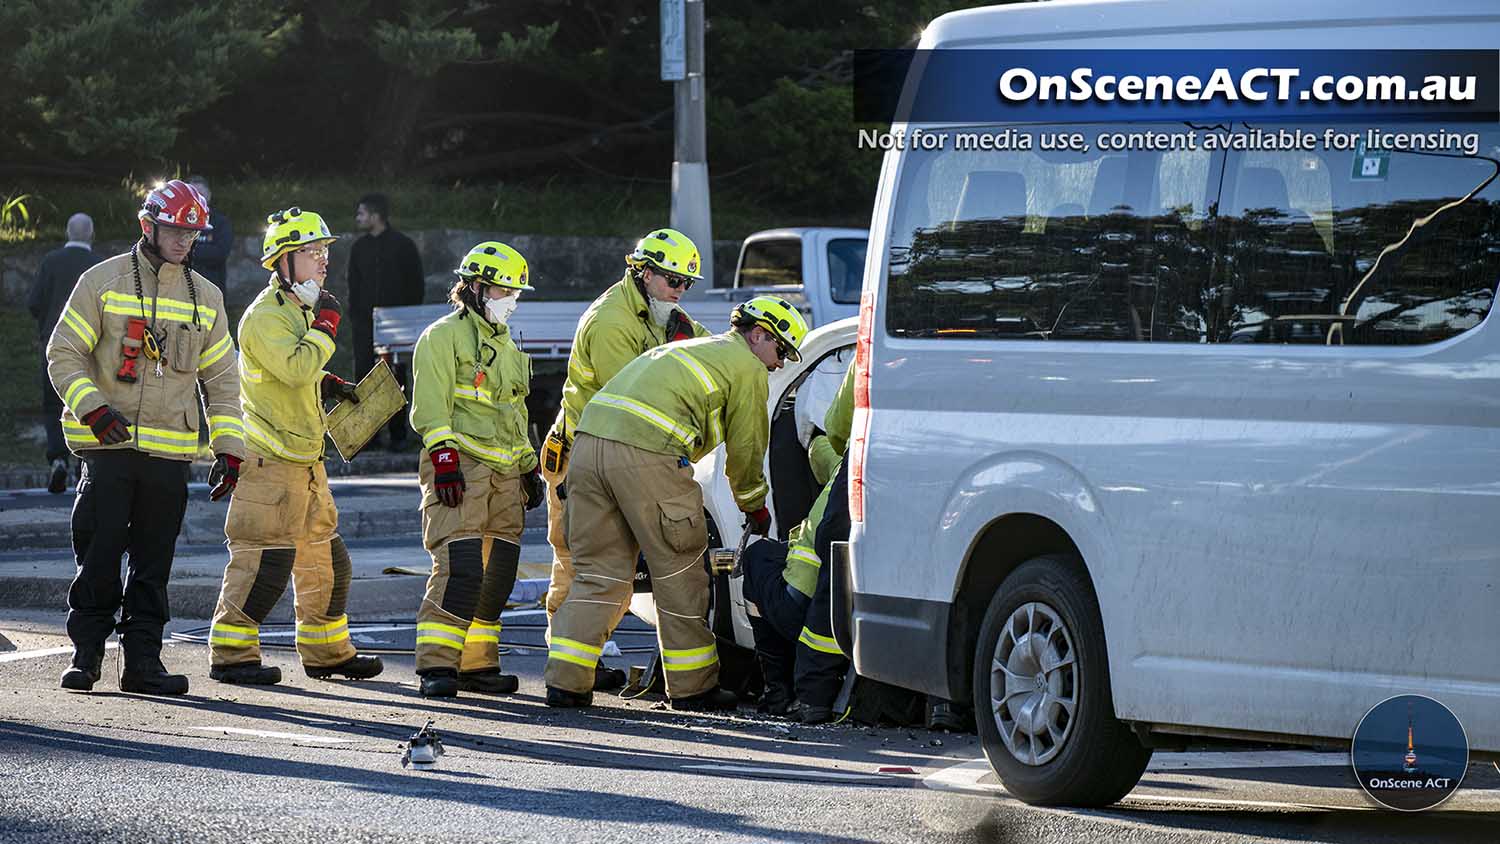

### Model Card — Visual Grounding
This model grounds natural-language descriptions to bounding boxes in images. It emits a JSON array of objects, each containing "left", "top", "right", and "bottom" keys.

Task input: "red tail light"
[{"left": 850, "top": 289, "right": 874, "bottom": 522}]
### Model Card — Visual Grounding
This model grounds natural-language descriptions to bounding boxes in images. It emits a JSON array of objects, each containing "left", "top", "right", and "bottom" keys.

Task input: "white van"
[{"left": 837, "top": 0, "right": 1500, "bottom": 806}]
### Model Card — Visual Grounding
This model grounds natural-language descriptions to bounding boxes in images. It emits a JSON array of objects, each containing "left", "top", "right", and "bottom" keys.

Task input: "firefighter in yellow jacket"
[
  {"left": 541, "top": 227, "right": 708, "bottom": 689},
  {"left": 544, "top": 295, "right": 808, "bottom": 710},
  {"left": 409, "top": 241, "right": 544, "bottom": 698},
  {"left": 48, "top": 180, "right": 244, "bottom": 695},
  {"left": 207, "top": 208, "right": 382, "bottom": 685}
]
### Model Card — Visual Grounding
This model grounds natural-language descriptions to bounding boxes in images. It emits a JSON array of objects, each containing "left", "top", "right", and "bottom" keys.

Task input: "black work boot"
[
  {"left": 793, "top": 701, "right": 834, "bottom": 725},
  {"left": 757, "top": 683, "right": 796, "bottom": 717},
  {"left": 670, "top": 686, "right": 739, "bottom": 712},
  {"left": 419, "top": 669, "right": 459, "bottom": 698},
  {"left": 306, "top": 654, "right": 384, "bottom": 680},
  {"left": 59, "top": 650, "right": 103, "bottom": 692},
  {"left": 120, "top": 659, "right": 189, "bottom": 696},
  {"left": 545, "top": 686, "right": 593, "bottom": 708},
  {"left": 459, "top": 670, "right": 519, "bottom": 695},
  {"left": 210, "top": 661, "right": 282, "bottom": 685},
  {"left": 593, "top": 662, "right": 627, "bottom": 691}
]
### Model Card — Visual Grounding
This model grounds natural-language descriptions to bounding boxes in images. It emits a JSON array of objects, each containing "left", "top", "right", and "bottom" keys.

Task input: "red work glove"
[
  {"left": 310, "top": 289, "right": 342, "bottom": 339},
  {"left": 321, "top": 372, "right": 360, "bottom": 404},
  {"left": 430, "top": 446, "right": 465, "bottom": 508},
  {"left": 665, "top": 308, "right": 695, "bottom": 342},
  {"left": 208, "top": 454, "right": 241, "bottom": 502},
  {"left": 81, "top": 406, "right": 131, "bottom": 445},
  {"left": 746, "top": 506, "right": 772, "bottom": 537}
]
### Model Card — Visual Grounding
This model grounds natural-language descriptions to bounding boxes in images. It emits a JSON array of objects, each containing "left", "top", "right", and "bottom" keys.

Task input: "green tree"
[{"left": 0, "top": 0, "right": 281, "bottom": 175}]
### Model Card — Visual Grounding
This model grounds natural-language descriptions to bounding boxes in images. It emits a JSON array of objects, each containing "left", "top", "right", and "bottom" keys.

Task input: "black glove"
[
  {"left": 82, "top": 405, "right": 131, "bottom": 445},
  {"left": 208, "top": 454, "right": 241, "bottom": 502},
  {"left": 521, "top": 467, "right": 544, "bottom": 511},
  {"left": 321, "top": 373, "right": 360, "bottom": 404}
]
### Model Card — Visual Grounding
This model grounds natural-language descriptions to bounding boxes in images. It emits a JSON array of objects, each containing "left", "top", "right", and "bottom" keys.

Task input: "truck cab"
[{"left": 705, "top": 228, "right": 867, "bottom": 330}]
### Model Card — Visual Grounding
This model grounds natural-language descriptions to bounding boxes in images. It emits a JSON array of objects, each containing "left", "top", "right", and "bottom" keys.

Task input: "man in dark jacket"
[
  {"left": 28, "top": 213, "right": 102, "bottom": 493},
  {"left": 348, "top": 193, "right": 424, "bottom": 448},
  {"left": 187, "top": 177, "right": 234, "bottom": 287}
]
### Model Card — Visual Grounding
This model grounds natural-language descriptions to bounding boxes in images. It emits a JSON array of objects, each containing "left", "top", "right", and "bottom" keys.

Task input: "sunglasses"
[{"left": 656, "top": 270, "right": 694, "bottom": 290}]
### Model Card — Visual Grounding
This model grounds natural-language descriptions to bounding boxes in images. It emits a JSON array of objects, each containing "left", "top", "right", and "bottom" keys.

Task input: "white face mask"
[
  {"left": 290, "top": 279, "right": 321, "bottom": 307},
  {"left": 647, "top": 296, "right": 676, "bottom": 327},
  {"left": 485, "top": 295, "right": 518, "bottom": 325}
]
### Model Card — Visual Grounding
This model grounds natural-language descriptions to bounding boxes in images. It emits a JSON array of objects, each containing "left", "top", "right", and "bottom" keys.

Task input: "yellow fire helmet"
[
  {"left": 731, "top": 295, "right": 809, "bottom": 362},
  {"left": 454, "top": 241, "right": 534, "bottom": 290},
  {"left": 260, "top": 207, "right": 338, "bottom": 269},
  {"left": 626, "top": 227, "right": 703, "bottom": 280}
]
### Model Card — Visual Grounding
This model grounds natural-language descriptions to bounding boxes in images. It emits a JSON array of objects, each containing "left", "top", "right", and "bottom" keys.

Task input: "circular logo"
[{"left": 1351, "top": 694, "right": 1468, "bottom": 811}]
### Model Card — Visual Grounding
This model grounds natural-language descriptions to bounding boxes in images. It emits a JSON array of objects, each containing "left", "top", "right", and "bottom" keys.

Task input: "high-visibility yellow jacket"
[
  {"left": 46, "top": 247, "right": 244, "bottom": 461},
  {"left": 783, "top": 478, "right": 833, "bottom": 599},
  {"left": 409, "top": 307, "right": 536, "bottom": 474},
  {"left": 556, "top": 274, "right": 707, "bottom": 441},
  {"left": 237, "top": 278, "right": 337, "bottom": 465},
  {"left": 578, "top": 332, "right": 770, "bottom": 512},
  {"left": 808, "top": 359, "right": 855, "bottom": 484}
]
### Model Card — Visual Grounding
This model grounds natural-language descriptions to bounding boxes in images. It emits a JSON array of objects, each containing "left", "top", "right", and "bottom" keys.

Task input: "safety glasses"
[
  {"left": 296, "top": 245, "right": 331, "bottom": 261},
  {"left": 158, "top": 227, "right": 201, "bottom": 246}
]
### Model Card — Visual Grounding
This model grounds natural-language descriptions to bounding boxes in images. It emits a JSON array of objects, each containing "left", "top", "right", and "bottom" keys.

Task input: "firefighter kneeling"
[
  {"left": 410, "top": 242, "right": 543, "bottom": 698},
  {"left": 544, "top": 296, "right": 808, "bottom": 710}
]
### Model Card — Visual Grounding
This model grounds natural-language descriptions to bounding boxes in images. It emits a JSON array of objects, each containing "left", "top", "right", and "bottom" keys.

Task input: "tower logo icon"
[{"left": 1351, "top": 694, "right": 1468, "bottom": 812}]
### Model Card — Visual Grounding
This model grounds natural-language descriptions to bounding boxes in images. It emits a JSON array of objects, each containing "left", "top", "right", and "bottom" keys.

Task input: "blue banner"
[{"left": 853, "top": 50, "right": 1499, "bottom": 124}]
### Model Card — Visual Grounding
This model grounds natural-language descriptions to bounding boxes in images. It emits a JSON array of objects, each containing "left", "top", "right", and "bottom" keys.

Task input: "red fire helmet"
[{"left": 137, "top": 179, "right": 212, "bottom": 236}]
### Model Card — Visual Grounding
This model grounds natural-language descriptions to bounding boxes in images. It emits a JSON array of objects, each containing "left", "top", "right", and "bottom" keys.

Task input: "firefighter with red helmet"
[{"left": 46, "top": 179, "right": 245, "bottom": 695}]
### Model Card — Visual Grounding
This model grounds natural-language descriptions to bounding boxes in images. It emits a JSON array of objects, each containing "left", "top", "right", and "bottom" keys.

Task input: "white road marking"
[
  {"left": 1148, "top": 750, "right": 1348, "bottom": 770},
  {"left": 189, "top": 727, "right": 355, "bottom": 744},
  {"left": 0, "top": 640, "right": 119, "bottom": 664},
  {"left": 683, "top": 763, "right": 888, "bottom": 782},
  {"left": 922, "top": 757, "right": 1376, "bottom": 812}
]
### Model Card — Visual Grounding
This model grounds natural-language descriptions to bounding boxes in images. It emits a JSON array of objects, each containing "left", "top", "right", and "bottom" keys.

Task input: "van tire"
[{"left": 971, "top": 553, "right": 1150, "bottom": 806}]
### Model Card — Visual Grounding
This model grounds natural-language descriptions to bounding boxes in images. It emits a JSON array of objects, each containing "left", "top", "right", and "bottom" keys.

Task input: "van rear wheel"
[{"left": 972, "top": 553, "right": 1151, "bottom": 806}]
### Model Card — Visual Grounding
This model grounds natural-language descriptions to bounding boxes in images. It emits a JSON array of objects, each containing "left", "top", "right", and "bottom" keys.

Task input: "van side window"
[
  {"left": 886, "top": 123, "right": 1500, "bottom": 347},
  {"left": 739, "top": 238, "right": 802, "bottom": 287},
  {"left": 886, "top": 125, "right": 1217, "bottom": 341},
  {"left": 1218, "top": 133, "right": 1500, "bottom": 346}
]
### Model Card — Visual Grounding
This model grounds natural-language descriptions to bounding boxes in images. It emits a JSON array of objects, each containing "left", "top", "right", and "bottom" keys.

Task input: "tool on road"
[
  {"left": 400, "top": 720, "right": 445, "bottom": 770},
  {"left": 325, "top": 360, "right": 408, "bottom": 462}
]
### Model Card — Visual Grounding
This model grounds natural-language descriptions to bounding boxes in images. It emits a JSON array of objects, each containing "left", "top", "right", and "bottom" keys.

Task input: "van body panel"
[{"left": 852, "top": 0, "right": 1500, "bottom": 752}]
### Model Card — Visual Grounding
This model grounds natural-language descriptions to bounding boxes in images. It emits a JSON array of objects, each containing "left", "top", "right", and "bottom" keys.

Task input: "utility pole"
[{"left": 666, "top": 0, "right": 714, "bottom": 287}]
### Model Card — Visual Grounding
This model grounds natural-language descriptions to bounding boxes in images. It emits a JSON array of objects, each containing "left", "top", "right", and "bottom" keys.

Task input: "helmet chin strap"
[{"left": 277, "top": 252, "right": 298, "bottom": 290}]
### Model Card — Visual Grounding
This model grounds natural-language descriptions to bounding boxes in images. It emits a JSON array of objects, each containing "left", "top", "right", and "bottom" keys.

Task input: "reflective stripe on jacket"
[
  {"left": 783, "top": 479, "right": 833, "bottom": 599},
  {"left": 409, "top": 307, "right": 536, "bottom": 473},
  {"left": 577, "top": 332, "right": 770, "bottom": 512},
  {"left": 238, "top": 278, "right": 335, "bottom": 465},
  {"left": 46, "top": 246, "right": 244, "bottom": 461},
  {"left": 557, "top": 275, "right": 708, "bottom": 439}
]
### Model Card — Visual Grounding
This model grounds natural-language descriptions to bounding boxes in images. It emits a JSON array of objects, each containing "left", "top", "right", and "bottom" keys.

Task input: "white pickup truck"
[
  {"left": 370, "top": 226, "right": 868, "bottom": 429},
  {"left": 703, "top": 227, "right": 867, "bottom": 328}
]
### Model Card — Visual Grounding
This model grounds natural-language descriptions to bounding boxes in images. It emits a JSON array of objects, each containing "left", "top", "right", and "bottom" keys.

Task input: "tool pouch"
[
  {"left": 541, "top": 428, "right": 569, "bottom": 475},
  {"left": 116, "top": 317, "right": 147, "bottom": 383}
]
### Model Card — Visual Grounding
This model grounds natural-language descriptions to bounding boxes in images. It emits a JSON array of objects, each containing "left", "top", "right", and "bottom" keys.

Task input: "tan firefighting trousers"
[
  {"left": 415, "top": 451, "right": 525, "bottom": 674},
  {"left": 544, "top": 433, "right": 717, "bottom": 697},
  {"left": 542, "top": 458, "right": 630, "bottom": 635},
  {"left": 210, "top": 457, "right": 357, "bottom": 669}
]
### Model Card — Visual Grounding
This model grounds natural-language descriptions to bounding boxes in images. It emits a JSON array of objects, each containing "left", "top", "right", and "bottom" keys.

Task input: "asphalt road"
[{"left": 0, "top": 611, "right": 1496, "bottom": 843}]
